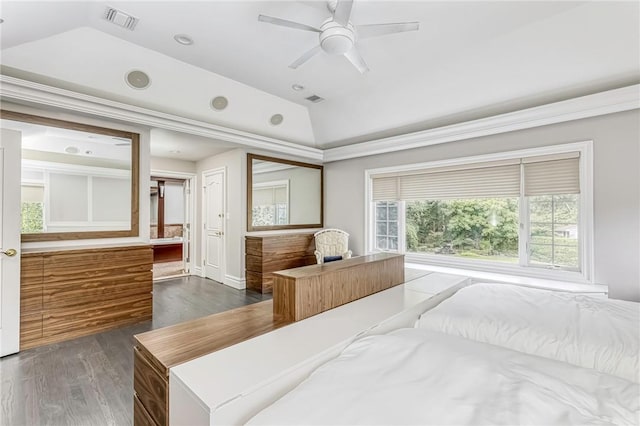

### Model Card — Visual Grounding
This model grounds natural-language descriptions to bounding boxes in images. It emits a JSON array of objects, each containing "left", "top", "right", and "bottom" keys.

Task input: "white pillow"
[{"left": 416, "top": 282, "right": 640, "bottom": 383}]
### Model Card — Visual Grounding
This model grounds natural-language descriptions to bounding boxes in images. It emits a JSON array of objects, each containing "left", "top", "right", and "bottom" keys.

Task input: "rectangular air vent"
[
  {"left": 305, "top": 95, "right": 325, "bottom": 103},
  {"left": 104, "top": 7, "right": 138, "bottom": 30}
]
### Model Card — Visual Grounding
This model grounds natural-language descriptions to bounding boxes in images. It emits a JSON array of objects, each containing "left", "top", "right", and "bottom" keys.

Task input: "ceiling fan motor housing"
[{"left": 319, "top": 21, "right": 355, "bottom": 55}]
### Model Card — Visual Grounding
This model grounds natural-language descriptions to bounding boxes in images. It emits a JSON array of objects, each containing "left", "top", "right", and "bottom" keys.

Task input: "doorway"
[{"left": 150, "top": 172, "right": 195, "bottom": 280}]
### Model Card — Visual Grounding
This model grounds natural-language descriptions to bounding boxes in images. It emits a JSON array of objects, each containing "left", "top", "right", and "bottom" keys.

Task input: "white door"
[
  {"left": 203, "top": 170, "right": 225, "bottom": 282},
  {"left": 0, "top": 129, "right": 22, "bottom": 357}
]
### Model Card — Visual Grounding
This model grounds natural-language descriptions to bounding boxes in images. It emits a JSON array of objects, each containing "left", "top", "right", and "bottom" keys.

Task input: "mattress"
[
  {"left": 416, "top": 282, "right": 640, "bottom": 382},
  {"left": 247, "top": 328, "right": 639, "bottom": 425}
]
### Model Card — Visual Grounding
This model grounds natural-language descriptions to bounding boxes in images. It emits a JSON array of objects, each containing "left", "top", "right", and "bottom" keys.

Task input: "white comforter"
[
  {"left": 247, "top": 329, "right": 639, "bottom": 425},
  {"left": 416, "top": 283, "right": 640, "bottom": 383}
]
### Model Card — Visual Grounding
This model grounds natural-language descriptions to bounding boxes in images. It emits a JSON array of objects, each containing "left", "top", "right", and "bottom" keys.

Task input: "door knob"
[{"left": 1, "top": 248, "right": 17, "bottom": 257}]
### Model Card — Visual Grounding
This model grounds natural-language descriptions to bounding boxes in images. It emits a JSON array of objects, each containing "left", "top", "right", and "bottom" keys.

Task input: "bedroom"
[{"left": 0, "top": 0, "right": 638, "bottom": 425}]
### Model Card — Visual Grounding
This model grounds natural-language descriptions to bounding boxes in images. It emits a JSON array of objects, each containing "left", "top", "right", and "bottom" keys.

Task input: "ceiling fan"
[{"left": 258, "top": 0, "right": 419, "bottom": 73}]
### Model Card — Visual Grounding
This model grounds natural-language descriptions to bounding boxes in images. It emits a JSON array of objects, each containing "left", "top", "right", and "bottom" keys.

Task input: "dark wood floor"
[{"left": 0, "top": 276, "right": 270, "bottom": 426}]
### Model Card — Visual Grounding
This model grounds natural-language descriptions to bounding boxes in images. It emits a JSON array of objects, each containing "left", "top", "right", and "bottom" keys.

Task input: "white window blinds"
[
  {"left": 372, "top": 160, "right": 520, "bottom": 201},
  {"left": 371, "top": 152, "right": 580, "bottom": 201},
  {"left": 253, "top": 185, "right": 288, "bottom": 205},
  {"left": 523, "top": 152, "right": 580, "bottom": 196}
]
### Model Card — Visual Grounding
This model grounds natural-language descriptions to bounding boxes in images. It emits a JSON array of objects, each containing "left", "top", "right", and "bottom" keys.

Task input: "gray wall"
[{"left": 324, "top": 110, "right": 640, "bottom": 302}]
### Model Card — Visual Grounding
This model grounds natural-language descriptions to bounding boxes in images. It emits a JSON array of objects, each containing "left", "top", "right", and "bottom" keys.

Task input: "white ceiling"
[{"left": 1, "top": 1, "right": 638, "bottom": 158}]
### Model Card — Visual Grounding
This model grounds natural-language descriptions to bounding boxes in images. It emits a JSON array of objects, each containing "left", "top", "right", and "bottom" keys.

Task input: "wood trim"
[
  {"left": 134, "top": 393, "right": 159, "bottom": 426},
  {"left": 0, "top": 109, "right": 141, "bottom": 242},
  {"left": 134, "top": 346, "right": 168, "bottom": 426},
  {"left": 247, "top": 153, "right": 323, "bottom": 232}
]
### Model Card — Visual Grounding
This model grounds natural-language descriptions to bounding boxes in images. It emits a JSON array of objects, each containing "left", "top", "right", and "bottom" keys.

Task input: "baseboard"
[
  {"left": 224, "top": 274, "right": 246, "bottom": 290},
  {"left": 193, "top": 266, "right": 203, "bottom": 277}
]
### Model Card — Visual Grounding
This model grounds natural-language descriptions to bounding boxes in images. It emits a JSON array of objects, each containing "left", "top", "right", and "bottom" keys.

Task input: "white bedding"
[
  {"left": 247, "top": 328, "right": 639, "bottom": 425},
  {"left": 416, "top": 283, "right": 640, "bottom": 382}
]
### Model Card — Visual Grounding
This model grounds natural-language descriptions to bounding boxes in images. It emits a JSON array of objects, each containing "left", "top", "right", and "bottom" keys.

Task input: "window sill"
[{"left": 404, "top": 257, "right": 607, "bottom": 296}]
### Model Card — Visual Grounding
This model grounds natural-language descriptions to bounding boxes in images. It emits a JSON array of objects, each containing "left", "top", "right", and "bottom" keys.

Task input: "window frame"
[{"left": 364, "top": 141, "right": 594, "bottom": 283}]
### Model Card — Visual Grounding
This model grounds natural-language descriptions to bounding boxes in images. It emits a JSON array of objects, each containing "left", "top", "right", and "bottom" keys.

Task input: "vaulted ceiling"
[{"left": 1, "top": 1, "right": 638, "bottom": 158}]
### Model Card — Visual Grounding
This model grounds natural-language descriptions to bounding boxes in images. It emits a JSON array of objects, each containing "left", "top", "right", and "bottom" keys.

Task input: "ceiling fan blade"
[
  {"left": 333, "top": 0, "right": 354, "bottom": 26},
  {"left": 344, "top": 47, "right": 369, "bottom": 74},
  {"left": 356, "top": 22, "right": 420, "bottom": 39},
  {"left": 258, "top": 15, "right": 321, "bottom": 32},
  {"left": 289, "top": 45, "right": 322, "bottom": 69}
]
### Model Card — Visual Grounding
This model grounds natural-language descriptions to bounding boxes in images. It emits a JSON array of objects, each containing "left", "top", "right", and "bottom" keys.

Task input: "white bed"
[
  {"left": 246, "top": 282, "right": 640, "bottom": 425},
  {"left": 248, "top": 328, "right": 639, "bottom": 425},
  {"left": 416, "top": 282, "right": 640, "bottom": 383}
]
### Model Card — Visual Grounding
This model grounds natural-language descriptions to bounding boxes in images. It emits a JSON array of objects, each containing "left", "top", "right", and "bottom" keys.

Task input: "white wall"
[
  {"left": 196, "top": 149, "right": 245, "bottom": 285},
  {"left": 2, "top": 101, "right": 151, "bottom": 249},
  {"left": 324, "top": 110, "right": 640, "bottom": 302},
  {"left": 150, "top": 156, "right": 196, "bottom": 174}
]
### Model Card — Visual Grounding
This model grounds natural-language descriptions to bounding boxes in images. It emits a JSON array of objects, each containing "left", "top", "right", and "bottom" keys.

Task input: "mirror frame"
[
  {"left": 247, "top": 153, "right": 323, "bottom": 232},
  {"left": 1, "top": 110, "right": 140, "bottom": 242}
]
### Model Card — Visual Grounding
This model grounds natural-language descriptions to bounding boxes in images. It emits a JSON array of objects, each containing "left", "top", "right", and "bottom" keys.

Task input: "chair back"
[{"left": 314, "top": 229, "right": 351, "bottom": 263}]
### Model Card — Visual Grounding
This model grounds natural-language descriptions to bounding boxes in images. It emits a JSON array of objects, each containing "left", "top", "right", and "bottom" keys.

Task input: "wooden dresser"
[
  {"left": 133, "top": 300, "right": 289, "bottom": 426},
  {"left": 245, "top": 233, "right": 317, "bottom": 293},
  {"left": 20, "top": 244, "right": 153, "bottom": 350}
]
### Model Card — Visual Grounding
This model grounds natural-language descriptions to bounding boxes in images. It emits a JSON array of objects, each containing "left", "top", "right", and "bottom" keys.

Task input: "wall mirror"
[
  {"left": 247, "top": 153, "right": 323, "bottom": 231},
  {"left": 1, "top": 110, "right": 139, "bottom": 242}
]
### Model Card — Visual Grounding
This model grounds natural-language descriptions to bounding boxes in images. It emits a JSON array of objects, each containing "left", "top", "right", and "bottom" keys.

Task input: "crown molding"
[
  {"left": 323, "top": 84, "right": 640, "bottom": 162},
  {"left": 2, "top": 76, "right": 637, "bottom": 164},
  {"left": 0, "top": 75, "right": 324, "bottom": 161}
]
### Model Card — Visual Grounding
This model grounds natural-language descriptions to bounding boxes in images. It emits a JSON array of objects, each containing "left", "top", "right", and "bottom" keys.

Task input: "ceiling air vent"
[
  {"left": 305, "top": 95, "right": 324, "bottom": 103},
  {"left": 104, "top": 6, "right": 138, "bottom": 30}
]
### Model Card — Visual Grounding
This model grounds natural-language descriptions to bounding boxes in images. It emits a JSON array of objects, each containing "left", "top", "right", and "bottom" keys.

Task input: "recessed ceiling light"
[
  {"left": 65, "top": 146, "right": 79, "bottom": 154},
  {"left": 292, "top": 84, "right": 304, "bottom": 91},
  {"left": 270, "top": 114, "right": 284, "bottom": 126},
  {"left": 125, "top": 70, "right": 151, "bottom": 89},
  {"left": 169, "top": 150, "right": 181, "bottom": 154},
  {"left": 211, "top": 96, "right": 229, "bottom": 111},
  {"left": 174, "top": 34, "right": 194, "bottom": 45}
]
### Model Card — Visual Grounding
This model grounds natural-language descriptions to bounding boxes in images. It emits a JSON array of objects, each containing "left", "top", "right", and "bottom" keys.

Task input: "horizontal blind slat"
[
  {"left": 372, "top": 176, "right": 399, "bottom": 201},
  {"left": 524, "top": 157, "right": 580, "bottom": 196},
  {"left": 399, "top": 164, "right": 520, "bottom": 200}
]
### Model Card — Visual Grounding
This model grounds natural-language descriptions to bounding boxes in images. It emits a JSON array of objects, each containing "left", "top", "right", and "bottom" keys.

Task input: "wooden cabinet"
[
  {"left": 133, "top": 300, "right": 288, "bottom": 426},
  {"left": 245, "top": 233, "right": 317, "bottom": 293},
  {"left": 19, "top": 245, "right": 153, "bottom": 350}
]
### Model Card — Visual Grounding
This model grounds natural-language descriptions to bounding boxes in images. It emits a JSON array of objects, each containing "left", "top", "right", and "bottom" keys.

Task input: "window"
[
  {"left": 368, "top": 142, "right": 592, "bottom": 281},
  {"left": 251, "top": 180, "right": 289, "bottom": 226},
  {"left": 21, "top": 185, "right": 44, "bottom": 233},
  {"left": 375, "top": 201, "right": 399, "bottom": 251},
  {"left": 528, "top": 194, "right": 579, "bottom": 269},
  {"left": 405, "top": 198, "right": 519, "bottom": 263}
]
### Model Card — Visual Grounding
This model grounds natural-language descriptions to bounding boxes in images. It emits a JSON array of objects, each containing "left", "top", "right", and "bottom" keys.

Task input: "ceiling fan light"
[
  {"left": 319, "top": 22, "right": 355, "bottom": 55},
  {"left": 321, "top": 34, "right": 353, "bottom": 55}
]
